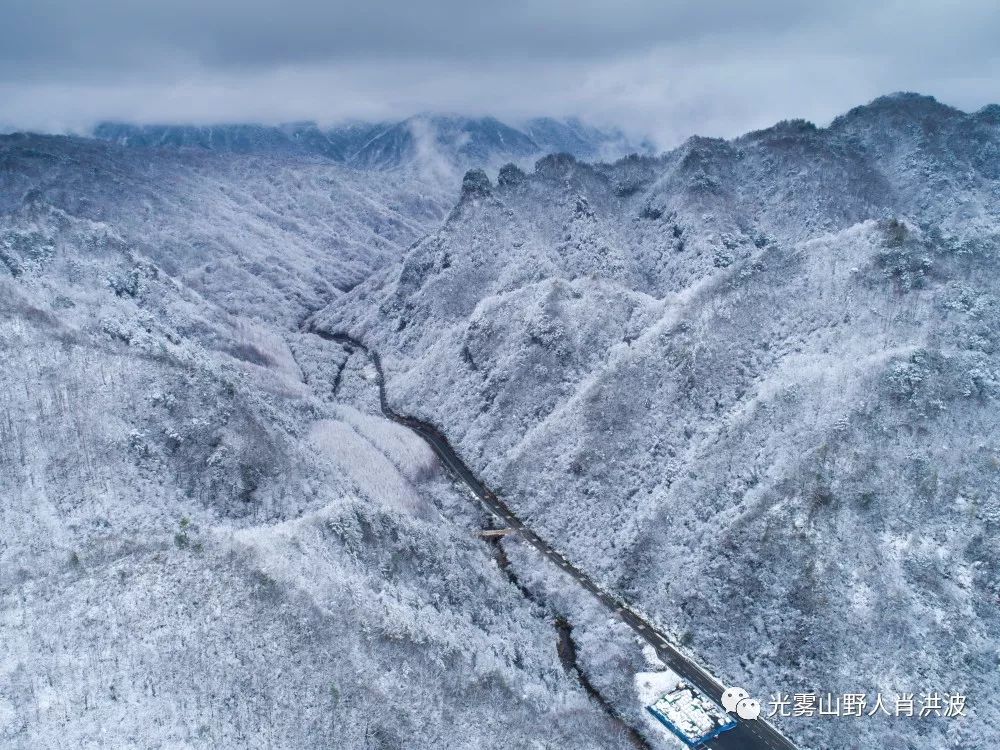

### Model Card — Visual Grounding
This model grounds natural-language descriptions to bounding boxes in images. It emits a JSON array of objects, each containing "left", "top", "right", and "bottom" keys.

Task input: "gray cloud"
[
  {"left": 0, "top": 1, "right": 841, "bottom": 71},
  {"left": 1, "top": 0, "right": 998, "bottom": 145}
]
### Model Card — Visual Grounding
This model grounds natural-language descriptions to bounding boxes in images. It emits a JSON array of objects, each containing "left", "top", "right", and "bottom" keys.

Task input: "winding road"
[{"left": 313, "top": 329, "right": 799, "bottom": 750}]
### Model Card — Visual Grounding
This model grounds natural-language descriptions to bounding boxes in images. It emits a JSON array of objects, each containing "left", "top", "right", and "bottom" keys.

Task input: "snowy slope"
[
  {"left": 0, "top": 134, "right": 637, "bottom": 748},
  {"left": 316, "top": 93, "right": 1000, "bottom": 750},
  {"left": 0, "top": 133, "right": 459, "bottom": 325}
]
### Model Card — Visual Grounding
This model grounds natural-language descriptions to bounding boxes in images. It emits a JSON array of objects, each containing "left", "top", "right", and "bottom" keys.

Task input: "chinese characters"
[{"left": 765, "top": 692, "right": 967, "bottom": 719}]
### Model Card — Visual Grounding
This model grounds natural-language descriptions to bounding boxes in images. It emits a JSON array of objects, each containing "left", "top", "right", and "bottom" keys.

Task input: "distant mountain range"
[{"left": 92, "top": 115, "right": 653, "bottom": 168}]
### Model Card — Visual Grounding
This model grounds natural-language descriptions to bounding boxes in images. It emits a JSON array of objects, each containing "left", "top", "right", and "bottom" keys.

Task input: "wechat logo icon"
[{"left": 722, "top": 686, "right": 761, "bottom": 720}]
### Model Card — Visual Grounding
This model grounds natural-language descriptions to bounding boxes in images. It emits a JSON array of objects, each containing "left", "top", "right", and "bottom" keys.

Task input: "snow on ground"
[
  {"left": 633, "top": 668, "right": 692, "bottom": 750},
  {"left": 5, "top": 94, "right": 1000, "bottom": 749},
  {"left": 0, "top": 132, "right": 637, "bottom": 749},
  {"left": 319, "top": 93, "right": 1000, "bottom": 750}
]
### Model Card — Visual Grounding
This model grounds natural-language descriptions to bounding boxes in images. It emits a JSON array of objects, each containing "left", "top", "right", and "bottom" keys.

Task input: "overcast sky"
[{"left": 2, "top": 0, "right": 998, "bottom": 146}]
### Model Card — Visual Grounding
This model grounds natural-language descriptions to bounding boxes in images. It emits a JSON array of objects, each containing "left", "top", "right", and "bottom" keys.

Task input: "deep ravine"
[{"left": 310, "top": 327, "right": 654, "bottom": 749}]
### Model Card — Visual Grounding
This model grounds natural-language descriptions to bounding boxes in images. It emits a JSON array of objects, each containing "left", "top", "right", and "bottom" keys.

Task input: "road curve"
[{"left": 312, "top": 329, "right": 799, "bottom": 750}]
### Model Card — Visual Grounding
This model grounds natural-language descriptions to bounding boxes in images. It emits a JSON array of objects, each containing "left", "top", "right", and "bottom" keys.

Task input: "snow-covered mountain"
[
  {"left": 4, "top": 92, "right": 998, "bottom": 750},
  {"left": 0, "top": 123, "right": 649, "bottom": 747},
  {"left": 0, "top": 130, "right": 461, "bottom": 322},
  {"left": 92, "top": 115, "right": 646, "bottom": 169},
  {"left": 315, "top": 93, "right": 1000, "bottom": 750},
  {"left": 0, "top": 201, "right": 633, "bottom": 749}
]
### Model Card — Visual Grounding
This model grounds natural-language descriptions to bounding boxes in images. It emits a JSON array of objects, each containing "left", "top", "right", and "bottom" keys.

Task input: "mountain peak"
[
  {"left": 830, "top": 91, "right": 964, "bottom": 130},
  {"left": 460, "top": 168, "right": 493, "bottom": 198}
]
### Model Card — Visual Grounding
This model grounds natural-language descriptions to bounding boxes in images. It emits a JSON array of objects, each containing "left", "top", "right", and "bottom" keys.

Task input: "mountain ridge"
[
  {"left": 90, "top": 114, "right": 650, "bottom": 168},
  {"left": 3, "top": 91, "right": 998, "bottom": 750},
  {"left": 313, "top": 91, "right": 1000, "bottom": 750}
]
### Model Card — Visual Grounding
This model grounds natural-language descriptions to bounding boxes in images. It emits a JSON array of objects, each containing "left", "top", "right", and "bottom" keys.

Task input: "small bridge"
[{"left": 475, "top": 528, "right": 517, "bottom": 538}]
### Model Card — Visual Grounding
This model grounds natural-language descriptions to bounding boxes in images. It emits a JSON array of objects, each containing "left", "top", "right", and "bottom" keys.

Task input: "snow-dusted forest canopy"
[
  {"left": 316, "top": 94, "right": 1000, "bottom": 750},
  {"left": 3, "top": 95, "right": 999, "bottom": 749},
  {"left": 1, "top": 118, "right": 646, "bottom": 749}
]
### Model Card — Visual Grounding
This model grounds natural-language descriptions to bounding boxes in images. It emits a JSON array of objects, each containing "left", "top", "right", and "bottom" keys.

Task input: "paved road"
[{"left": 313, "top": 330, "right": 799, "bottom": 750}]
